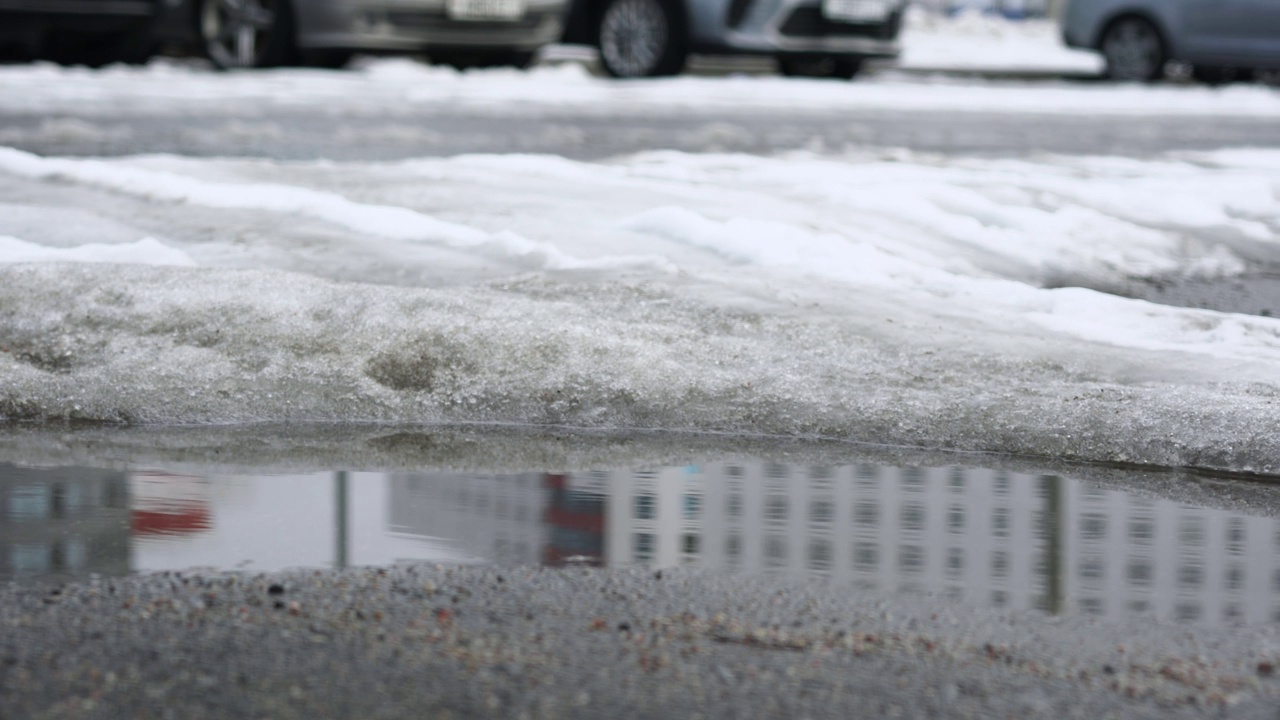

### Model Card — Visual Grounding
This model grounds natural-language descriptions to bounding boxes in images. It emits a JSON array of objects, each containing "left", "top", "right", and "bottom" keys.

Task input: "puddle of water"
[{"left": 3, "top": 459, "right": 1279, "bottom": 628}]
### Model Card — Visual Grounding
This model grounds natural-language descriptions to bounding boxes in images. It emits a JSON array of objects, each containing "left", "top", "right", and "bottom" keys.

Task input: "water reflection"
[{"left": 3, "top": 460, "right": 1280, "bottom": 626}]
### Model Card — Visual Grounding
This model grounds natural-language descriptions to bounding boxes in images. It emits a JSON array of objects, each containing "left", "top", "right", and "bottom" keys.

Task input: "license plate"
[
  {"left": 446, "top": 0, "right": 525, "bottom": 21},
  {"left": 821, "top": 0, "right": 890, "bottom": 22}
]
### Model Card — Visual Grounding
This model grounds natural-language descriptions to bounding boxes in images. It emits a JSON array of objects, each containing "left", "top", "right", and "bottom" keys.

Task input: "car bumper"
[
  {"left": 297, "top": 0, "right": 567, "bottom": 52},
  {"left": 713, "top": 0, "right": 903, "bottom": 58}
]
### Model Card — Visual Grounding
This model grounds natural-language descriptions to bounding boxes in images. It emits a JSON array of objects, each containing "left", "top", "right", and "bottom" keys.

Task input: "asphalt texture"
[{"left": 3, "top": 564, "right": 1280, "bottom": 720}]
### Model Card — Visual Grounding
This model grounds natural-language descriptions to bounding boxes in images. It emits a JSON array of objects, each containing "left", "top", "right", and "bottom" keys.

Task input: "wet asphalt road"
[
  {"left": 2, "top": 60, "right": 1279, "bottom": 315},
  {"left": 3, "top": 94, "right": 1280, "bottom": 162}
]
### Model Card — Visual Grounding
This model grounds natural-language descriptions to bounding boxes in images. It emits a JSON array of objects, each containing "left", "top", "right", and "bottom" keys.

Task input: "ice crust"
[
  {"left": 1, "top": 148, "right": 1279, "bottom": 472},
  {"left": 1, "top": 263, "right": 1278, "bottom": 474}
]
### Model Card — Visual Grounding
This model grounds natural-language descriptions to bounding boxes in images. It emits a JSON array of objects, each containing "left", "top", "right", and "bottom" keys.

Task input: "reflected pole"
[
  {"left": 1041, "top": 475, "right": 1065, "bottom": 615},
  {"left": 335, "top": 471, "right": 349, "bottom": 569}
]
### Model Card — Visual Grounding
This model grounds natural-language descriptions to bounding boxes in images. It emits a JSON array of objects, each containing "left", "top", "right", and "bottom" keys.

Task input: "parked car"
[
  {"left": 1061, "top": 0, "right": 1280, "bottom": 82},
  {"left": 560, "top": 0, "right": 905, "bottom": 78},
  {"left": 0, "top": 0, "right": 568, "bottom": 70},
  {"left": 0, "top": 0, "right": 159, "bottom": 67}
]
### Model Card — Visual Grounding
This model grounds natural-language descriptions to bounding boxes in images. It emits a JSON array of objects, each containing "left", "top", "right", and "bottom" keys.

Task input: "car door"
[{"left": 1178, "top": 0, "right": 1280, "bottom": 63}]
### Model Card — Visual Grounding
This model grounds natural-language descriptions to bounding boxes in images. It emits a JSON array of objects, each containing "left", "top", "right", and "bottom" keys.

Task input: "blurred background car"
[
  {"left": 0, "top": 0, "right": 160, "bottom": 66},
  {"left": 1061, "top": 0, "right": 1280, "bottom": 82},
  {"left": 559, "top": 0, "right": 905, "bottom": 78},
  {"left": 0, "top": 0, "right": 569, "bottom": 70}
]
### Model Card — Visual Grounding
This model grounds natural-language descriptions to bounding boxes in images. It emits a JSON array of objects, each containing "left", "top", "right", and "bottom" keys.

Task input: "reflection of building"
[
  {"left": 543, "top": 472, "right": 607, "bottom": 566},
  {"left": 0, "top": 464, "right": 131, "bottom": 580},
  {"left": 388, "top": 472, "right": 547, "bottom": 565},
  {"left": 587, "top": 462, "right": 1280, "bottom": 626},
  {"left": 130, "top": 471, "right": 212, "bottom": 538}
]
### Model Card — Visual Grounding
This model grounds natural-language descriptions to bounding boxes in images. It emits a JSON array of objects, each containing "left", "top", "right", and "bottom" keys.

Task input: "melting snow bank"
[{"left": 2, "top": 263, "right": 1278, "bottom": 474}]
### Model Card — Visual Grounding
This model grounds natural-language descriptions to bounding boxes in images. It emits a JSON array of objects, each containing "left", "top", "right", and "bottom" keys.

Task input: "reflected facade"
[{"left": 4, "top": 460, "right": 1280, "bottom": 626}]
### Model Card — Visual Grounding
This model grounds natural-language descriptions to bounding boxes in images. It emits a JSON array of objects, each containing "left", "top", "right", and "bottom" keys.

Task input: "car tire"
[
  {"left": 597, "top": 0, "right": 686, "bottom": 78},
  {"left": 1100, "top": 16, "right": 1165, "bottom": 82},
  {"left": 199, "top": 0, "right": 297, "bottom": 70},
  {"left": 778, "top": 54, "right": 862, "bottom": 80}
]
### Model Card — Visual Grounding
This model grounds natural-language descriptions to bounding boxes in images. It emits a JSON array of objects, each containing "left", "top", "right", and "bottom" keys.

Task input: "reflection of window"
[
  {"left": 948, "top": 467, "right": 965, "bottom": 492},
  {"left": 9, "top": 544, "right": 50, "bottom": 573},
  {"left": 766, "top": 463, "right": 789, "bottom": 479},
  {"left": 1226, "top": 518, "right": 1246, "bottom": 556},
  {"left": 634, "top": 533, "right": 655, "bottom": 562},
  {"left": 856, "top": 464, "right": 878, "bottom": 482},
  {"left": 854, "top": 502, "right": 878, "bottom": 527},
  {"left": 764, "top": 496, "right": 788, "bottom": 522},
  {"left": 1080, "top": 597, "right": 1104, "bottom": 616},
  {"left": 994, "top": 473, "right": 1010, "bottom": 496},
  {"left": 992, "top": 507, "right": 1010, "bottom": 538},
  {"left": 1178, "top": 563, "right": 1204, "bottom": 589},
  {"left": 900, "top": 503, "right": 925, "bottom": 531},
  {"left": 1175, "top": 603, "right": 1202, "bottom": 622},
  {"left": 8, "top": 486, "right": 51, "bottom": 519},
  {"left": 809, "top": 465, "right": 832, "bottom": 479},
  {"left": 991, "top": 551, "right": 1009, "bottom": 579},
  {"left": 809, "top": 500, "right": 834, "bottom": 525},
  {"left": 682, "top": 494, "right": 702, "bottom": 520},
  {"left": 1179, "top": 517, "right": 1205, "bottom": 546},
  {"left": 726, "top": 534, "right": 741, "bottom": 562},
  {"left": 1226, "top": 565, "right": 1245, "bottom": 591},
  {"left": 1128, "top": 516, "right": 1154, "bottom": 544},
  {"left": 1127, "top": 600, "right": 1150, "bottom": 614},
  {"left": 947, "top": 506, "right": 965, "bottom": 533},
  {"left": 634, "top": 495, "right": 656, "bottom": 520},
  {"left": 991, "top": 590, "right": 1008, "bottom": 608},
  {"left": 764, "top": 535, "right": 787, "bottom": 566},
  {"left": 1079, "top": 556, "right": 1105, "bottom": 580},
  {"left": 681, "top": 533, "right": 700, "bottom": 556},
  {"left": 808, "top": 540, "right": 833, "bottom": 571},
  {"left": 1224, "top": 604, "right": 1243, "bottom": 623},
  {"left": 726, "top": 494, "right": 742, "bottom": 518},
  {"left": 635, "top": 469, "right": 658, "bottom": 479},
  {"left": 946, "top": 548, "right": 964, "bottom": 577},
  {"left": 853, "top": 542, "right": 878, "bottom": 570},
  {"left": 1080, "top": 513, "right": 1106, "bottom": 541},
  {"left": 726, "top": 465, "right": 743, "bottom": 478},
  {"left": 901, "top": 467, "right": 925, "bottom": 491},
  {"left": 899, "top": 545, "right": 924, "bottom": 574},
  {"left": 1126, "top": 559, "right": 1153, "bottom": 587}
]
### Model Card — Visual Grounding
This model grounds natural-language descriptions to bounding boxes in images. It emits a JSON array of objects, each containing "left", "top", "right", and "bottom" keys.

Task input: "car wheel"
[
  {"left": 778, "top": 54, "right": 862, "bottom": 80},
  {"left": 199, "top": 0, "right": 296, "bottom": 70},
  {"left": 597, "top": 0, "right": 686, "bottom": 78},
  {"left": 1100, "top": 16, "right": 1165, "bottom": 82}
]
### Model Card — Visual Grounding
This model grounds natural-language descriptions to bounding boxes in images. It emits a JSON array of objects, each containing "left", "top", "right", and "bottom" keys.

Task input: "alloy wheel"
[
  {"left": 1102, "top": 18, "right": 1164, "bottom": 82},
  {"left": 202, "top": 0, "right": 278, "bottom": 69},
  {"left": 599, "top": 0, "right": 669, "bottom": 78}
]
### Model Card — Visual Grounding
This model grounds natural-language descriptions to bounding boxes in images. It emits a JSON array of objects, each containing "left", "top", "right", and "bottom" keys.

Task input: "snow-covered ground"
[
  {"left": 1, "top": 144, "right": 1278, "bottom": 473},
  {"left": 898, "top": 8, "right": 1103, "bottom": 75},
  {"left": 1, "top": 13, "right": 1279, "bottom": 473}
]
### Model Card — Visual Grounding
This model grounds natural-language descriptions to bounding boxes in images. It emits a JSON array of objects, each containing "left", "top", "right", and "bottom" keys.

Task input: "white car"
[{"left": 560, "top": 0, "right": 905, "bottom": 78}]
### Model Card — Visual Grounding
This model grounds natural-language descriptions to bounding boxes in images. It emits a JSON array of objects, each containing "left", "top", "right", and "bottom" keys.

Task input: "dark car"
[{"left": 0, "top": 0, "right": 567, "bottom": 70}]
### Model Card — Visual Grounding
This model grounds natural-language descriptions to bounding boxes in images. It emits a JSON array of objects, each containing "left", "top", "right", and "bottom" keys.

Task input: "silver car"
[
  {"left": 162, "top": 0, "right": 568, "bottom": 69},
  {"left": 1061, "top": 0, "right": 1280, "bottom": 82},
  {"left": 560, "top": 0, "right": 904, "bottom": 78}
]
